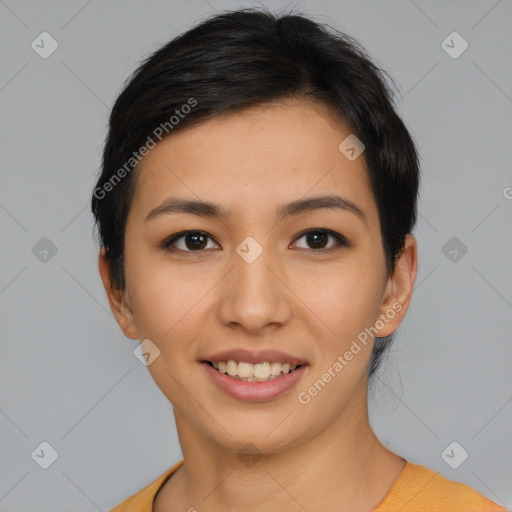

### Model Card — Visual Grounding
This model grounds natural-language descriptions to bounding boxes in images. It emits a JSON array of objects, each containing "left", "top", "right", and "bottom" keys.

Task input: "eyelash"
[{"left": 159, "top": 229, "right": 349, "bottom": 254}]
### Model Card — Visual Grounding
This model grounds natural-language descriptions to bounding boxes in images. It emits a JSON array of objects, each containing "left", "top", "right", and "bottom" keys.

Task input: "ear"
[
  {"left": 374, "top": 234, "right": 418, "bottom": 337},
  {"left": 98, "top": 247, "right": 139, "bottom": 340}
]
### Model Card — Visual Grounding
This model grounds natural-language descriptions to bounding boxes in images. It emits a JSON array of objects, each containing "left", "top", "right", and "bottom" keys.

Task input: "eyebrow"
[{"left": 144, "top": 194, "right": 367, "bottom": 226}]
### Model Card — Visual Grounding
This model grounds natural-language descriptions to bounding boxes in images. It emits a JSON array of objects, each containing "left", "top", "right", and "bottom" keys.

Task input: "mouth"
[
  {"left": 200, "top": 349, "right": 309, "bottom": 401},
  {"left": 202, "top": 359, "right": 306, "bottom": 383}
]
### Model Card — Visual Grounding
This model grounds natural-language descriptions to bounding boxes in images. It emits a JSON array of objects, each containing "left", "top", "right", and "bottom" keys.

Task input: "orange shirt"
[{"left": 108, "top": 459, "right": 507, "bottom": 512}]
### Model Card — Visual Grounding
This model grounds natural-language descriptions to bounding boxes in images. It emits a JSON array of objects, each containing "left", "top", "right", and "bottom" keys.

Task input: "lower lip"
[{"left": 201, "top": 362, "right": 308, "bottom": 402}]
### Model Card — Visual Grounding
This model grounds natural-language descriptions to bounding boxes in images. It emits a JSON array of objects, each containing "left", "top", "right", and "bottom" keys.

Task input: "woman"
[{"left": 91, "top": 8, "right": 506, "bottom": 511}]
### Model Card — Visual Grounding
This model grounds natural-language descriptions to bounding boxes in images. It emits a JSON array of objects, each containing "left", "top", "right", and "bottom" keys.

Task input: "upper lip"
[{"left": 201, "top": 349, "right": 307, "bottom": 366}]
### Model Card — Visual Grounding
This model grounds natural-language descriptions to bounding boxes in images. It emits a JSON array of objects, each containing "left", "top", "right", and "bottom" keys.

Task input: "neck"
[{"left": 155, "top": 381, "right": 405, "bottom": 512}]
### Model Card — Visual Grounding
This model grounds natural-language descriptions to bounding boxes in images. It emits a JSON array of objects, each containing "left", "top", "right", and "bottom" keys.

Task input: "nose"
[{"left": 216, "top": 243, "right": 292, "bottom": 335}]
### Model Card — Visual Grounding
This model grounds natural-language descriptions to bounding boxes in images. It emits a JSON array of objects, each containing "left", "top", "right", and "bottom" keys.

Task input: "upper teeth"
[{"left": 213, "top": 360, "right": 297, "bottom": 379}]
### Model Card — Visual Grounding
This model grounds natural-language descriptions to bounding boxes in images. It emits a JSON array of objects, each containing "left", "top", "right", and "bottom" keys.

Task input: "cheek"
[
  {"left": 292, "top": 261, "right": 385, "bottom": 344},
  {"left": 124, "top": 247, "right": 213, "bottom": 347}
]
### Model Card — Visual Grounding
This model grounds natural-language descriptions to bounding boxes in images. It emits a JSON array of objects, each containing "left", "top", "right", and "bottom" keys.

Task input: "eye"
[
  {"left": 161, "top": 231, "right": 220, "bottom": 252},
  {"left": 292, "top": 229, "right": 348, "bottom": 251}
]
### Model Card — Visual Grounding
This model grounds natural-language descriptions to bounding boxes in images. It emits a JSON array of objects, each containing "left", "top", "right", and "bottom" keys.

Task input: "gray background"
[{"left": 1, "top": 0, "right": 511, "bottom": 510}]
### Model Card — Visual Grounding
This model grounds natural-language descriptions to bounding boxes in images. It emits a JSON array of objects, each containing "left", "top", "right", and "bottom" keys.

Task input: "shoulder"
[
  {"left": 375, "top": 462, "right": 507, "bottom": 512},
  {"left": 108, "top": 460, "right": 184, "bottom": 512}
]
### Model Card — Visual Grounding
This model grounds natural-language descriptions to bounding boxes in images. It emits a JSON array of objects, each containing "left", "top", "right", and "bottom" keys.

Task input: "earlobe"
[
  {"left": 97, "top": 248, "right": 139, "bottom": 340},
  {"left": 374, "top": 234, "right": 418, "bottom": 337}
]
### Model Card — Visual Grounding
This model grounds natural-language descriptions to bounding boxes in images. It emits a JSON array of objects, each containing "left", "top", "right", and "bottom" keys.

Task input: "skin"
[{"left": 99, "top": 98, "right": 417, "bottom": 512}]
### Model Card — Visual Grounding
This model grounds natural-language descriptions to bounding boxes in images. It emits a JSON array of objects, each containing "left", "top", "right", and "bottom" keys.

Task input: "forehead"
[{"left": 129, "top": 99, "right": 378, "bottom": 226}]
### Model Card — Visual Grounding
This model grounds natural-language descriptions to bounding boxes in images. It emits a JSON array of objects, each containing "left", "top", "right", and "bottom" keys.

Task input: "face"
[{"left": 99, "top": 98, "right": 416, "bottom": 454}]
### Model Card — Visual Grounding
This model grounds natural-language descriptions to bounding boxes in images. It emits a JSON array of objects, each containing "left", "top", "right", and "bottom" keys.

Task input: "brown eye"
[
  {"left": 306, "top": 231, "right": 329, "bottom": 249},
  {"left": 184, "top": 232, "right": 208, "bottom": 250},
  {"left": 161, "top": 231, "right": 220, "bottom": 252},
  {"left": 293, "top": 229, "right": 347, "bottom": 251}
]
